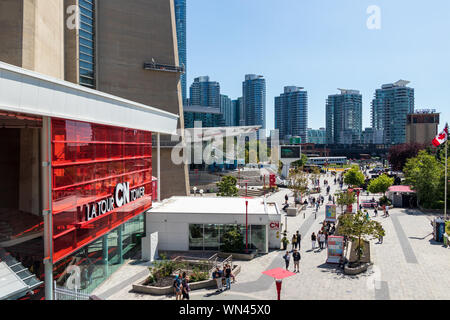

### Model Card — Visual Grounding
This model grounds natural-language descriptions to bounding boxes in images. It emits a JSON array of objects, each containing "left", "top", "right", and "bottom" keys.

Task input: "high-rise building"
[
  {"left": 243, "top": 74, "right": 266, "bottom": 129},
  {"left": 307, "top": 128, "right": 327, "bottom": 144},
  {"left": 326, "top": 89, "right": 363, "bottom": 145},
  {"left": 189, "top": 76, "right": 220, "bottom": 108},
  {"left": 233, "top": 97, "right": 245, "bottom": 126},
  {"left": 183, "top": 105, "right": 224, "bottom": 128},
  {"left": 185, "top": 76, "right": 224, "bottom": 128},
  {"left": 406, "top": 109, "right": 440, "bottom": 145},
  {"left": 174, "top": 0, "right": 187, "bottom": 103},
  {"left": 275, "top": 86, "right": 308, "bottom": 143},
  {"left": 361, "top": 128, "right": 384, "bottom": 144},
  {"left": 372, "top": 80, "right": 415, "bottom": 145},
  {"left": 220, "top": 94, "right": 234, "bottom": 127}
]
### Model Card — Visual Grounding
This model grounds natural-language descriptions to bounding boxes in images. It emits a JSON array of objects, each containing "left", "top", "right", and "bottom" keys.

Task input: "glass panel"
[
  {"left": 188, "top": 224, "right": 203, "bottom": 250},
  {"left": 250, "top": 225, "right": 266, "bottom": 252},
  {"left": 51, "top": 119, "right": 152, "bottom": 262},
  {"left": 80, "top": 45, "right": 94, "bottom": 56},
  {"left": 203, "top": 224, "right": 220, "bottom": 251},
  {"left": 79, "top": 37, "right": 93, "bottom": 48}
]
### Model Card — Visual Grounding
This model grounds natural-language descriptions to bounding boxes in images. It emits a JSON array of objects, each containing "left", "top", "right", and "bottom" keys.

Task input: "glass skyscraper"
[
  {"left": 220, "top": 94, "right": 234, "bottom": 127},
  {"left": 184, "top": 76, "right": 224, "bottom": 128},
  {"left": 233, "top": 97, "right": 245, "bottom": 127},
  {"left": 275, "top": 86, "right": 308, "bottom": 142},
  {"left": 326, "top": 89, "right": 363, "bottom": 145},
  {"left": 372, "top": 80, "right": 415, "bottom": 145},
  {"left": 174, "top": 0, "right": 187, "bottom": 103},
  {"left": 243, "top": 74, "right": 266, "bottom": 129}
]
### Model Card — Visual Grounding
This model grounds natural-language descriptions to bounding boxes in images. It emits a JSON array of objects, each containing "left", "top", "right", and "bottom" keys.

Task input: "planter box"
[
  {"left": 218, "top": 252, "right": 257, "bottom": 261},
  {"left": 132, "top": 265, "right": 242, "bottom": 295},
  {"left": 286, "top": 207, "right": 299, "bottom": 217},
  {"left": 344, "top": 262, "right": 371, "bottom": 275}
]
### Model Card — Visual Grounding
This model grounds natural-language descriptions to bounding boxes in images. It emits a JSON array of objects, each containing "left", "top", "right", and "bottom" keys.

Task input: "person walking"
[
  {"left": 311, "top": 232, "right": 317, "bottom": 250},
  {"left": 285, "top": 194, "right": 289, "bottom": 204},
  {"left": 385, "top": 205, "right": 390, "bottom": 217},
  {"left": 283, "top": 251, "right": 291, "bottom": 270},
  {"left": 319, "top": 232, "right": 326, "bottom": 250},
  {"left": 291, "top": 234, "right": 297, "bottom": 251},
  {"left": 374, "top": 207, "right": 378, "bottom": 217},
  {"left": 213, "top": 267, "right": 223, "bottom": 292},
  {"left": 292, "top": 249, "right": 301, "bottom": 273},
  {"left": 296, "top": 231, "right": 301, "bottom": 249}
]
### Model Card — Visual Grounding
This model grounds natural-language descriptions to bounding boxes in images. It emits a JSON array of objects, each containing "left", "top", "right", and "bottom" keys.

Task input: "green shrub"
[
  {"left": 189, "top": 268, "right": 209, "bottom": 283},
  {"left": 222, "top": 227, "right": 244, "bottom": 253}
]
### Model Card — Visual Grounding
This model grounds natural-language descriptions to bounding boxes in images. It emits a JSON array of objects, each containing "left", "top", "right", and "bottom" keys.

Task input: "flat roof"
[{"left": 148, "top": 196, "right": 280, "bottom": 215}]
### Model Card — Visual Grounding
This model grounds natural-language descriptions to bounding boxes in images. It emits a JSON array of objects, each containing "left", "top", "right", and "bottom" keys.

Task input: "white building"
[{"left": 145, "top": 197, "right": 282, "bottom": 255}]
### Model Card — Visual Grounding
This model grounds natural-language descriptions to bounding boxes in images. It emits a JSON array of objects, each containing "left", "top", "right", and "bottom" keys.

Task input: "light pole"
[
  {"left": 245, "top": 200, "right": 249, "bottom": 253},
  {"left": 193, "top": 186, "right": 197, "bottom": 196},
  {"left": 200, "top": 189, "right": 204, "bottom": 197}
]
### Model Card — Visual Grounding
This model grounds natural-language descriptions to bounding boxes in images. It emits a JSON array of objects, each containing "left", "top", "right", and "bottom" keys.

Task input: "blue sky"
[{"left": 186, "top": 0, "right": 450, "bottom": 131}]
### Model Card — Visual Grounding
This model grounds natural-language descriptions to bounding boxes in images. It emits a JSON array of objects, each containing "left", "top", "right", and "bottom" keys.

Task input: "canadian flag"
[{"left": 432, "top": 124, "right": 449, "bottom": 147}]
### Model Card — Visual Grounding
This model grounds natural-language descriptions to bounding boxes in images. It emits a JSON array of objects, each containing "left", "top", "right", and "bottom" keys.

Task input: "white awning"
[{"left": 0, "top": 61, "right": 179, "bottom": 134}]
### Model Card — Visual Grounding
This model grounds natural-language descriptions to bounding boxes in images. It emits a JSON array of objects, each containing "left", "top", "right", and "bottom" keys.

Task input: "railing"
[
  {"left": 53, "top": 282, "right": 90, "bottom": 300},
  {"left": 143, "top": 62, "right": 185, "bottom": 73}
]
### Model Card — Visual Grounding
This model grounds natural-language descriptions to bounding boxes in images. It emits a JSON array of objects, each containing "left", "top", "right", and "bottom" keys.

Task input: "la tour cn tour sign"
[{"left": 85, "top": 182, "right": 145, "bottom": 221}]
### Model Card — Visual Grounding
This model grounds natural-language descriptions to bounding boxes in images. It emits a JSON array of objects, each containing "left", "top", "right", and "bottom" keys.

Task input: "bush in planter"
[
  {"left": 189, "top": 268, "right": 209, "bottom": 283},
  {"left": 149, "top": 256, "right": 186, "bottom": 281},
  {"left": 222, "top": 227, "right": 244, "bottom": 253},
  {"left": 338, "top": 211, "right": 385, "bottom": 266}
]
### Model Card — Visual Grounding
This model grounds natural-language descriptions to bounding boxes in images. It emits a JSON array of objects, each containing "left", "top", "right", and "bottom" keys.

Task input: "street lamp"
[
  {"left": 199, "top": 189, "right": 204, "bottom": 197},
  {"left": 193, "top": 186, "right": 197, "bottom": 196}
]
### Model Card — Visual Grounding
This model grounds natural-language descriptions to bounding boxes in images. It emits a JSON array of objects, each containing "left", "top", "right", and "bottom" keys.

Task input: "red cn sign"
[{"left": 269, "top": 221, "right": 280, "bottom": 230}]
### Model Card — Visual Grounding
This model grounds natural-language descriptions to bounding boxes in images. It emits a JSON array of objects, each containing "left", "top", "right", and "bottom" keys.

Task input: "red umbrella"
[{"left": 262, "top": 267, "right": 296, "bottom": 300}]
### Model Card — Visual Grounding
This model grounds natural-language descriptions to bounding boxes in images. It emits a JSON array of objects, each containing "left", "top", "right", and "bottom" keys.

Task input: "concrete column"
[
  {"left": 41, "top": 117, "right": 53, "bottom": 300},
  {"left": 102, "top": 235, "right": 109, "bottom": 277}
]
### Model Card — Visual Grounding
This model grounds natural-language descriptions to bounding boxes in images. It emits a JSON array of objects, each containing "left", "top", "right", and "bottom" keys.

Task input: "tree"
[
  {"left": 292, "top": 154, "right": 308, "bottom": 169},
  {"left": 404, "top": 150, "right": 444, "bottom": 209},
  {"left": 336, "top": 191, "right": 356, "bottom": 213},
  {"left": 344, "top": 166, "right": 365, "bottom": 188},
  {"left": 288, "top": 171, "right": 309, "bottom": 203},
  {"left": 338, "top": 211, "right": 385, "bottom": 265},
  {"left": 388, "top": 143, "right": 425, "bottom": 171},
  {"left": 368, "top": 174, "right": 394, "bottom": 196},
  {"left": 217, "top": 176, "right": 239, "bottom": 197}
]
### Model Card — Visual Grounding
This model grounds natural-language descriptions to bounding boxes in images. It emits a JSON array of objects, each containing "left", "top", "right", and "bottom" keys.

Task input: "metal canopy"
[{"left": 0, "top": 248, "right": 43, "bottom": 300}]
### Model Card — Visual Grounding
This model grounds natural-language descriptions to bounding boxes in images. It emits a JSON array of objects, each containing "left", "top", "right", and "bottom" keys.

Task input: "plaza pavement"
[{"left": 93, "top": 173, "right": 450, "bottom": 300}]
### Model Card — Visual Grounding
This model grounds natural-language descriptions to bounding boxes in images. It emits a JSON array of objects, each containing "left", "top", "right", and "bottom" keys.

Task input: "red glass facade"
[{"left": 51, "top": 119, "right": 152, "bottom": 262}]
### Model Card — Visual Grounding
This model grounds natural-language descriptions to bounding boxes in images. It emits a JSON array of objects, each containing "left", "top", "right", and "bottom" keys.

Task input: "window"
[{"left": 79, "top": 0, "right": 95, "bottom": 88}]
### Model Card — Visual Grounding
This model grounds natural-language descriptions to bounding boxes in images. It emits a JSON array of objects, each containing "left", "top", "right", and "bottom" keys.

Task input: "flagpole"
[{"left": 445, "top": 135, "right": 448, "bottom": 221}]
